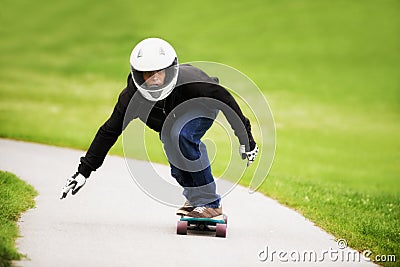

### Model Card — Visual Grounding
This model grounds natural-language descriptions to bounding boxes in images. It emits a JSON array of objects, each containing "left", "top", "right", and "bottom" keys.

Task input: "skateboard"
[{"left": 176, "top": 214, "right": 228, "bottom": 238}]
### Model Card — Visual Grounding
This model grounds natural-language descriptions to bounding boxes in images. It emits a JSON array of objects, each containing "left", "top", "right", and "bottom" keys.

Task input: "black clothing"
[{"left": 78, "top": 64, "right": 255, "bottom": 178}]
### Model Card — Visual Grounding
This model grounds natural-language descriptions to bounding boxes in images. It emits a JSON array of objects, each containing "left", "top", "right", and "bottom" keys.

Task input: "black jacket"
[{"left": 78, "top": 64, "right": 256, "bottom": 178}]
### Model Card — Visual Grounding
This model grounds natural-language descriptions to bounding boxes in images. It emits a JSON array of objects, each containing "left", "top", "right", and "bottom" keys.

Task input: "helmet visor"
[{"left": 131, "top": 59, "right": 178, "bottom": 99}]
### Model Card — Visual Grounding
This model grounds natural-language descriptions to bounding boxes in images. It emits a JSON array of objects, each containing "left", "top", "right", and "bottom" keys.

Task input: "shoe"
[
  {"left": 176, "top": 200, "right": 194, "bottom": 216},
  {"left": 185, "top": 206, "right": 223, "bottom": 218}
]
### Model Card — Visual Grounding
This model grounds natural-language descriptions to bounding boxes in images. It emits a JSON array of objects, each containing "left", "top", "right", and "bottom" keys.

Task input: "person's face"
[{"left": 143, "top": 69, "right": 166, "bottom": 87}]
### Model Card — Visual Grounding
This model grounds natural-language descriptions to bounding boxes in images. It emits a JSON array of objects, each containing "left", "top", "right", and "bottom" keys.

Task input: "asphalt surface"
[{"left": 0, "top": 139, "right": 375, "bottom": 267}]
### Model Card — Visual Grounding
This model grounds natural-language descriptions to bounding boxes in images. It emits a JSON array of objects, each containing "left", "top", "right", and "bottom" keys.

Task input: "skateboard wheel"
[
  {"left": 216, "top": 223, "right": 227, "bottom": 238},
  {"left": 177, "top": 221, "right": 188, "bottom": 235}
]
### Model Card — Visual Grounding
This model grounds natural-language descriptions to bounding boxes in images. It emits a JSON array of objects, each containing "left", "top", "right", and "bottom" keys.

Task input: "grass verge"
[{"left": 0, "top": 171, "right": 37, "bottom": 267}]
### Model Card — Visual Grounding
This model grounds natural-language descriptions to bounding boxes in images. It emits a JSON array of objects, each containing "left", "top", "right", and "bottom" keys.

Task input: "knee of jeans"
[
  {"left": 179, "top": 136, "right": 200, "bottom": 161},
  {"left": 178, "top": 127, "right": 194, "bottom": 143}
]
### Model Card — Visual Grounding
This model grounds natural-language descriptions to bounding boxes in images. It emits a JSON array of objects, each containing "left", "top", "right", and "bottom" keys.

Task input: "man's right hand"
[{"left": 60, "top": 172, "right": 86, "bottom": 199}]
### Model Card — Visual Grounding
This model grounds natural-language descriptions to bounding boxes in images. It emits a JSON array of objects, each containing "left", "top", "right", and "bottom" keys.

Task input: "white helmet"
[{"left": 130, "top": 38, "right": 179, "bottom": 101}]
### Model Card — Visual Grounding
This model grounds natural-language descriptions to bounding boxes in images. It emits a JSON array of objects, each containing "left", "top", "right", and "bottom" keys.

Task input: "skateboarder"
[{"left": 60, "top": 37, "right": 259, "bottom": 218}]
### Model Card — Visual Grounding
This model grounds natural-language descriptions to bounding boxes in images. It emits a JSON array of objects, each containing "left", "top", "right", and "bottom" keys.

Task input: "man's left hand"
[{"left": 240, "top": 143, "right": 259, "bottom": 166}]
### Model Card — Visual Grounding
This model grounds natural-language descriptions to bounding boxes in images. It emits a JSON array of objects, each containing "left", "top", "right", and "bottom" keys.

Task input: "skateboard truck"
[{"left": 176, "top": 214, "right": 228, "bottom": 238}]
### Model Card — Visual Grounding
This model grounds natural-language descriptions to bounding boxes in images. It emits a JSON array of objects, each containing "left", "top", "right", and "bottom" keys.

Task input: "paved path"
[{"left": 0, "top": 139, "right": 375, "bottom": 266}]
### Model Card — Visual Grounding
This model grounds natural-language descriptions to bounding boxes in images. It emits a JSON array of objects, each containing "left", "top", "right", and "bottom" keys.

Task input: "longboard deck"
[{"left": 180, "top": 214, "right": 226, "bottom": 225}]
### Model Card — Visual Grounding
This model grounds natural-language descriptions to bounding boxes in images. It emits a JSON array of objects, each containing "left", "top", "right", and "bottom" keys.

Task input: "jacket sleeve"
[
  {"left": 77, "top": 77, "right": 134, "bottom": 178},
  {"left": 196, "top": 82, "right": 256, "bottom": 150}
]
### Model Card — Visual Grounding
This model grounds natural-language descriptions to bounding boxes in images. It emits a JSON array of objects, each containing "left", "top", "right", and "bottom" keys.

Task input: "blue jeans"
[{"left": 161, "top": 111, "right": 221, "bottom": 208}]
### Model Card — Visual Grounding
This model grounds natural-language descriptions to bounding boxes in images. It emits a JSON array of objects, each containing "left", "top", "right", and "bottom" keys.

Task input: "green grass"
[
  {"left": 0, "top": 171, "right": 37, "bottom": 267},
  {"left": 0, "top": 0, "right": 399, "bottom": 266}
]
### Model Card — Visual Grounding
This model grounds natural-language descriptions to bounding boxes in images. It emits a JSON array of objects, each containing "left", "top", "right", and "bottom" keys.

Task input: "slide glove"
[
  {"left": 60, "top": 172, "right": 86, "bottom": 199},
  {"left": 240, "top": 143, "right": 259, "bottom": 167}
]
